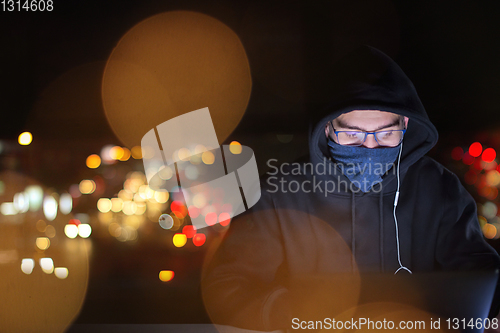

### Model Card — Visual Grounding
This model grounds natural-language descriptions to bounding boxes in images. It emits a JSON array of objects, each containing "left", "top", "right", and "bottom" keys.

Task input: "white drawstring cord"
[{"left": 393, "top": 141, "right": 412, "bottom": 275}]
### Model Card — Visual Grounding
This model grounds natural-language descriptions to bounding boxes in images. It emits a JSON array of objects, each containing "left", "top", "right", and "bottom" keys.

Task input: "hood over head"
[{"left": 309, "top": 45, "right": 439, "bottom": 194}]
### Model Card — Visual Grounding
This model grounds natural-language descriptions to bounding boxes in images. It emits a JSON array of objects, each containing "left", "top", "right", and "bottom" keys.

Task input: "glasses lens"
[
  {"left": 337, "top": 131, "right": 366, "bottom": 145},
  {"left": 375, "top": 130, "right": 404, "bottom": 146}
]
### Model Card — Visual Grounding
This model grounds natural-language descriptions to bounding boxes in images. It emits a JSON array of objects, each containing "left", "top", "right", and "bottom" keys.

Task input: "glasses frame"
[{"left": 329, "top": 121, "right": 406, "bottom": 147}]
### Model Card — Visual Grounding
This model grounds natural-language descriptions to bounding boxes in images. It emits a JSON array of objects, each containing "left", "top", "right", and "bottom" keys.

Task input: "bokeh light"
[
  {"left": 192, "top": 233, "right": 206, "bottom": 247},
  {"left": 64, "top": 224, "right": 79, "bottom": 239},
  {"left": 97, "top": 198, "right": 112, "bottom": 213},
  {"left": 18, "top": 132, "right": 32, "bottom": 145},
  {"left": 86, "top": 154, "right": 101, "bottom": 169},
  {"left": 202, "top": 151, "right": 215, "bottom": 165},
  {"left": 36, "top": 237, "right": 50, "bottom": 251},
  {"left": 78, "top": 224, "right": 92, "bottom": 238},
  {"left": 79, "top": 180, "right": 96, "bottom": 194},
  {"left": 101, "top": 11, "right": 251, "bottom": 148},
  {"left": 482, "top": 148, "right": 496, "bottom": 163},
  {"left": 43, "top": 195, "right": 58, "bottom": 221},
  {"left": 59, "top": 193, "right": 73, "bottom": 214},
  {"left": 182, "top": 225, "right": 196, "bottom": 238},
  {"left": 21, "top": 259, "right": 34, "bottom": 275},
  {"left": 173, "top": 233, "right": 187, "bottom": 247},
  {"left": 54, "top": 267, "right": 69, "bottom": 279},
  {"left": 229, "top": 141, "right": 242, "bottom": 154},
  {"left": 159, "top": 270, "right": 174, "bottom": 282},
  {"left": 462, "top": 152, "right": 474, "bottom": 165},
  {"left": 40, "top": 257, "right": 54, "bottom": 274},
  {"left": 469, "top": 142, "right": 483, "bottom": 157},
  {"left": 483, "top": 223, "right": 497, "bottom": 239}
]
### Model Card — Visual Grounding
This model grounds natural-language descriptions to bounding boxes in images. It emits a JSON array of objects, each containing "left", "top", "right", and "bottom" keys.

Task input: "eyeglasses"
[{"left": 330, "top": 122, "right": 406, "bottom": 147}]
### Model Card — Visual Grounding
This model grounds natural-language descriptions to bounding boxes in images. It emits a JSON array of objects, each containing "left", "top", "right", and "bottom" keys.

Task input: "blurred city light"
[
  {"left": 469, "top": 142, "right": 483, "bottom": 157},
  {"left": 36, "top": 237, "right": 51, "bottom": 251},
  {"left": 59, "top": 193, "right": 73, "bottom": 214},
  {"left": 18, "top": 132, "right": 32, "bottom": 145},
  {"left": 64, "top": 224, "right": 78, "bottom": 239},
  {"left": 54, "top": 267, "right": 69, "bottom": 279},
  {"left": 192, "top": 233, "right": 206, "bottom": 247},
  {"left": 173, "top": 233, "right": 187, "bottom": 247},
  {"left": 86, "top": 154, "right": 101, "bottom": 169},
  {"left": 159, "top": 270, "right": 174, "bottom": 282},
  {"left": 40, "top": 257, "right": 54, "bottom": 274},
  {"left": 229, "top": 141, "right": 242, "bottom": 154},
  {"left": 21, "top": 259, "right": 34, "bottom": 275},
  {"left": 43, "top": 195, "right": 58, "bottom": 221},
  {"left": 78, "top": 224, "right": 92, "bottom": 238}
]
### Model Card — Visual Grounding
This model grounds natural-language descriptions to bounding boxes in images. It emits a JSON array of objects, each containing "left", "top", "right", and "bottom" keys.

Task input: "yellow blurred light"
[
  {"left": 86, "top": 154, "right": 101, "bottom": 169},
  {"left": 202, "top": 151, "right": 215, "bottom": 165},
  {"left": 158, "top": 166, "right": 173, "bottom": 180},
  {"left": 98, "top": 211, "right": 113, "bottom": 224},
  {"left": 64, "top": 224, "right": 79, "bottom": 239},
  {"left": 110, "top": 146, "right": 124, "bottom": 160},
  {"left": 135, "top": 202, "right": 147, "bottom": 215},
  {"left": 108, "top": 222, "right": 121, "bottom": 237},
  {"left": 122, "top": 201, "right": 137, "bottom": 215},
  {"left": 131, "top": 146, "right": 143, "bottom": 159},
  {"left": 110, "top": 198, "right": 124, "bottom": 212},
  {"left": 118, "top": 189, "right": 134, "bottom": 201},
  {"left": 79, "top": 180, "right": 96, "bottom": 194},
  {"left": 173, "top": 233, "right": 187, "bottom": 247},
  {"left": 154, "top": 191, "right": 169, "bottom": 203},
  {"left": 486, "top": 170, "right": 500, "bottom": 187},
  {"left": 193, "top": 193, "right": 206, "bottom": 209},
  {"left": 45, "top": 225, "right": 56, "bottom": 238},
  {"left": 36, "top": 219, "right": 47, "bottom": 232},
  {"left": 18, "top": 132, "right": 32, "bottom": 145},
  {"left": 483, "top": 223, "right": 497, "bottom": 239},
  {"left": 177, "top": 148, "right": 191, "bottom": 161},
  {"left": 229, "top": 141, "right": 242, "bottom": 154},
  {"left": 36, "top": 237, "right": 50, "bottom": 250},
  {"left": 159, "top": 270, "right": 174, "bottom": 282},
  {"left": 97, "top": 198, "right": 112, "bottom": 213},
  {"left": 54, "top": 267, "right": 69, "bottom": 279},
  {"left": 119, "top": 147, "right": 131, "bottom": 161}
]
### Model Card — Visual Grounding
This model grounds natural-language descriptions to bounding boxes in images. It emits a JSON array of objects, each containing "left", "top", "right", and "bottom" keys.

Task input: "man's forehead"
[{"left": 334, "top": 110, "right": 400, "bottom": 122}]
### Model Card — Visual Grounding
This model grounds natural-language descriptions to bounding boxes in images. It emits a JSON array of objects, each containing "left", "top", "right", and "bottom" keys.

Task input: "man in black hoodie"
[{"left": 202, "top": 46, "right": 500, "bottom": 331}]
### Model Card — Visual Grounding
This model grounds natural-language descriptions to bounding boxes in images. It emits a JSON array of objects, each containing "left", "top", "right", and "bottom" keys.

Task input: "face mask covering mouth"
[{"left": 327, "top": 139, "right": 401, "bottom": 192}]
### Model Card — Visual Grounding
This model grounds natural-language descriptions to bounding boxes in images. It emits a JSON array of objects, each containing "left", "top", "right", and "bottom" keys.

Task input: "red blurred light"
[
  {"left": 188, "top": 206, "right": 200, "bottom": 218},
  {"left": 473, "top": 159, "right": 483, "bottom": 171},
  {"left": 464, "top": 170, "right": 478, "bottom": 185},
  {"left": 462, "top": 152, "right": 475, "bottom": 165},
  {"left": 219, "top": 212, "right": 231, "bottom": 226},
  {"left": 469, "top": 142, "right": 483, "bottom": 157},
  {"left": 205, "top": 212, "right": 217, "bottom": 226},
  {"left": 182, "top": 225, "right": 196, "bottom": 238},
  {"left": 69, "top": 219, "right": 81, "bottom": 226},
  {"left": 482, "top": 148, "right": 496, "bottom": 163},
  {"left": 451, "top": 147, "right": 463, "bottom": 161},
  {"left": 193, "top": 233, "right": 206, "bottom": 247},
  {"left": 171, "top": 200, "right": 187, "bottom": 218}
]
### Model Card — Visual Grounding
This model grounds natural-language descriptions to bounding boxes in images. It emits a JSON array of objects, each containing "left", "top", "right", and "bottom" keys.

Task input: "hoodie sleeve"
[
  {"left": 201, "top": 189, "right": 291, "bottom": 331},
  {"left": 435, "top": 170, "right": 500, "bottom": 317}
]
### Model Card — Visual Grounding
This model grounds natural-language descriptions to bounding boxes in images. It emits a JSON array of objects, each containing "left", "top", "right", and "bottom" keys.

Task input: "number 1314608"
[{"left": 2, "top": 0, "right": 53, "bottom": 11}]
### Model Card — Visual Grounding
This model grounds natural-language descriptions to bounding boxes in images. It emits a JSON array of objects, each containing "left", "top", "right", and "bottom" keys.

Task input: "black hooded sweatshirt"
[{"left": 202, "top": 46, "right": 500, "bottom": 331}]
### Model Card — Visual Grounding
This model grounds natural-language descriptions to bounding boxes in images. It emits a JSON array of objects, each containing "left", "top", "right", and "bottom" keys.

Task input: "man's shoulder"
[{"left": 408, "top": 155, "right": 463, "bottom": 187}]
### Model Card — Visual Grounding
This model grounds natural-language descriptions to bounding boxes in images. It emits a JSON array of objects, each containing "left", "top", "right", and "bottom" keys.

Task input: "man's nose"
[{"left": 362, "top": 134, "right": 379, "bottom": 148}]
